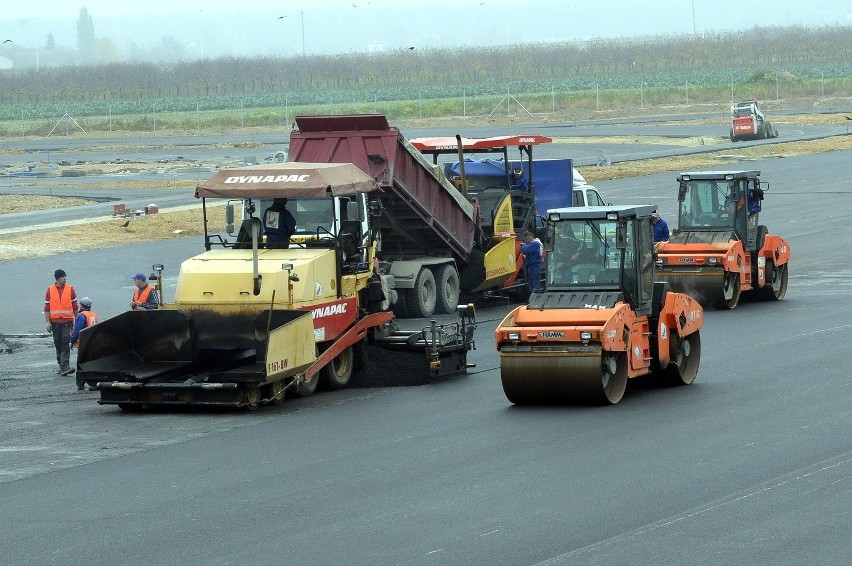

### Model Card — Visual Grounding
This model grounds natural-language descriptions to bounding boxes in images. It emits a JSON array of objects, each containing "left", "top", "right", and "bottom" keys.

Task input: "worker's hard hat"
[{"left": 80, "top": 297, "right": 92, "bottom": 308}]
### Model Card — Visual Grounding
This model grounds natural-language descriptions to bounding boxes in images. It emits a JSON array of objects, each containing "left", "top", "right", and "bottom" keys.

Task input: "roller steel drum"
[
  {"left": 500, "top": 348, "right": 628, "bottom": 405},
  {"left": 656, "top": 269, "right": 741, "bottom": 310}
]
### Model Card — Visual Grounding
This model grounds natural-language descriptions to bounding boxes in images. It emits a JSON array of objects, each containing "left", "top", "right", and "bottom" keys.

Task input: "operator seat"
[
  {"left": 338, "top": 220, "right": 362, "bottom": 263},
  {"left": 234, "top": 217, "right": 262, "bottom": 249}
]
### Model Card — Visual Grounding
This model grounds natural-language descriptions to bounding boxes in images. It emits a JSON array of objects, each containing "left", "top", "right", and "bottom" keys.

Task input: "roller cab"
[
  {"left": 495, "top": 205, "right": 703, "bottom": 405},
  {"left": 655, "top": 171, "right": 790, "bottom": 309}
]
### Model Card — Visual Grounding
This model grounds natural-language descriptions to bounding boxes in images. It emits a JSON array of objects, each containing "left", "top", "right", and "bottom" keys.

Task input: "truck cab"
[{"left": 572, "top": 184, "right": 606, "bottom": 207}]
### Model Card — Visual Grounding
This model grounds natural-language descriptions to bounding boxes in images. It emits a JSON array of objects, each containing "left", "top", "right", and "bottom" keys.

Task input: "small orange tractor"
[
  {"left": 655, "top": 171, "right": 790, "bottom": 309},
  {"left": 495, "top": 205, "right": 703, "bottom": 405}
]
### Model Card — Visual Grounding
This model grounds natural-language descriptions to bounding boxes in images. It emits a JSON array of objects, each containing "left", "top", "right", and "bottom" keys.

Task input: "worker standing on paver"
[
  {"left": 130, "top": 272, "right": 159, "bottom": 310},
  {"left": 44, "top": 269, "right": 78, "bottom": 376}
]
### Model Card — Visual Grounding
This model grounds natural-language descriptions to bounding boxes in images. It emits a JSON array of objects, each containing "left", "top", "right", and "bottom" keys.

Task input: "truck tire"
[
  {"left": 730, "top": 129, "right": 737, "bottom": 142},
  {"left": 434, "top": 264, "right": 460, "bottom": 314},
  {"left": 320, "top": 345, "right": 354, "bottom": 390},
  {"left": 406, "top": 268, "right": 437, "bottom": 318}
]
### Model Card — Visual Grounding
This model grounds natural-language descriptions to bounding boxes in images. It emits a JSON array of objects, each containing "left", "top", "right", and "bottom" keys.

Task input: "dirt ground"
[{"left": 1, "top": 111, "right": 850, "bottom": 262}]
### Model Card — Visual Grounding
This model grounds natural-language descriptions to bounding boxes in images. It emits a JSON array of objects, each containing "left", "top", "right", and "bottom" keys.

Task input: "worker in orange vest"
[
  {"left": 43, "top": 269, "right": 78, "bottom": 376},
  {"left": 69, "top": 296, "right": 98, "bottom": 390},
  {"left": 131, "top": 272, "right": 159, "bottom": 310}
]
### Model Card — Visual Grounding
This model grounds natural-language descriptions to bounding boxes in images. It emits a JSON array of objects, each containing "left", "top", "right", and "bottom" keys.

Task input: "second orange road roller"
[
  {"left": 654, "top": 170, "right": 790, "bottom": 309},
  {"left": 495, "top": 205, "right": 703, "bottom": 405}
]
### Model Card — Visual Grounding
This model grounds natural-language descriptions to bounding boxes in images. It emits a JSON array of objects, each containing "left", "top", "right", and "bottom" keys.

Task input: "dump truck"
[
  {"left": 495, "top": 205, "right": 703, "bottom": 405},
  {"left": 76, "top": 162, "right": 477, "bottom": 410},
  {"left": 409, "top": 133, "right": 559, "bottom": 296},
  {"left": 655, "top": 170, "right": 790, "bottom": 309},
  {"left": 286, "top": 114, "right": 534, "bottom": 318},
  {"left": 730, "top": 99, "right": 778, "bottom": 142}
]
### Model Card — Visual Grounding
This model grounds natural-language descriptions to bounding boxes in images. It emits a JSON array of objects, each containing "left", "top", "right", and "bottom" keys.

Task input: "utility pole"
[{"left": 691, "top": 0, "right": 696, "bottom": 34}]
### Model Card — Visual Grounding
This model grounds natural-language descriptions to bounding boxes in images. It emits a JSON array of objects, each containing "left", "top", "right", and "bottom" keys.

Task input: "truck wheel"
[
  {"left": 320, "top": 346, "right": 354, "bottom": 390},
  {"left": 730, "top": 129, "right": 737, "bottom": 142},
  {"left": 406, "top": 268, "right": 436, "bottom": 318},
  {"left": 434, "top": 264, "right": 460, "bottom": 314}
]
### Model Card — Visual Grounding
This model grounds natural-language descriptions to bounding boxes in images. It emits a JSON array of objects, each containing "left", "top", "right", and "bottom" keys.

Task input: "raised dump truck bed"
[
  {"left": 289, "top": 114, "right": 477, "bottom": 264},
  {"left": 288, "top": 114, "right": 525, "bottom": 318}
]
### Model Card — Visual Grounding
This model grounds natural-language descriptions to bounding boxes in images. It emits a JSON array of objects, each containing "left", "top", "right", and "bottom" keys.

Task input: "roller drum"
[
  {"left": 656, "top": 270, "right": 736, "bottom": 309},
  {"left": 500, "top": 349, "right": 627, "bottom": 405}
]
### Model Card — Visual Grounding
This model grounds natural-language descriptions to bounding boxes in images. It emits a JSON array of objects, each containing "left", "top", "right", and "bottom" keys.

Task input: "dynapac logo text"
[
  {"left": 312, "top": 302, "right": 348, "bottom": 319},
  {"left": 224, "top": 174, "right": 310, "bottom": 183}
]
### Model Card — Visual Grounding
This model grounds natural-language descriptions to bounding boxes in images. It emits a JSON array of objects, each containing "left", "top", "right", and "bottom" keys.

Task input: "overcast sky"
[{"left": 1, "top": 1, "right": 850, "bottom": 57}]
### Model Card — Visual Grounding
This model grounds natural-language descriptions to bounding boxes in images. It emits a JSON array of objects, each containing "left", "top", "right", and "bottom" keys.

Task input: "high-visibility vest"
[
  {"left": 83, "top": 310, "right": 98, "bottom": 327},
  {"left": 73, "top": 310, "right": 98, "bottom": 347},
  {"left": 133, "top": 284, "right": 153, "bottom": 305},
  {"left": 48, "top": 284, "right": 75, "bottom": 323}
]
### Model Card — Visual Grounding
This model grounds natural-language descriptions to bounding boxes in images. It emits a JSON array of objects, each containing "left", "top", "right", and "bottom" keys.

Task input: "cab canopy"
[
  {"left": 195, "top": 162, "right": 379, "bottom": 200},
  {"left": 410, "top": 134, "right": 552, "bottom": 155}
]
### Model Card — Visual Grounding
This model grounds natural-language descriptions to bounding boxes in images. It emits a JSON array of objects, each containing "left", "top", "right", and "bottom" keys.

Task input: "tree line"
[{"left": 0, "top": 25, "right": 849, "bottom": 105}]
